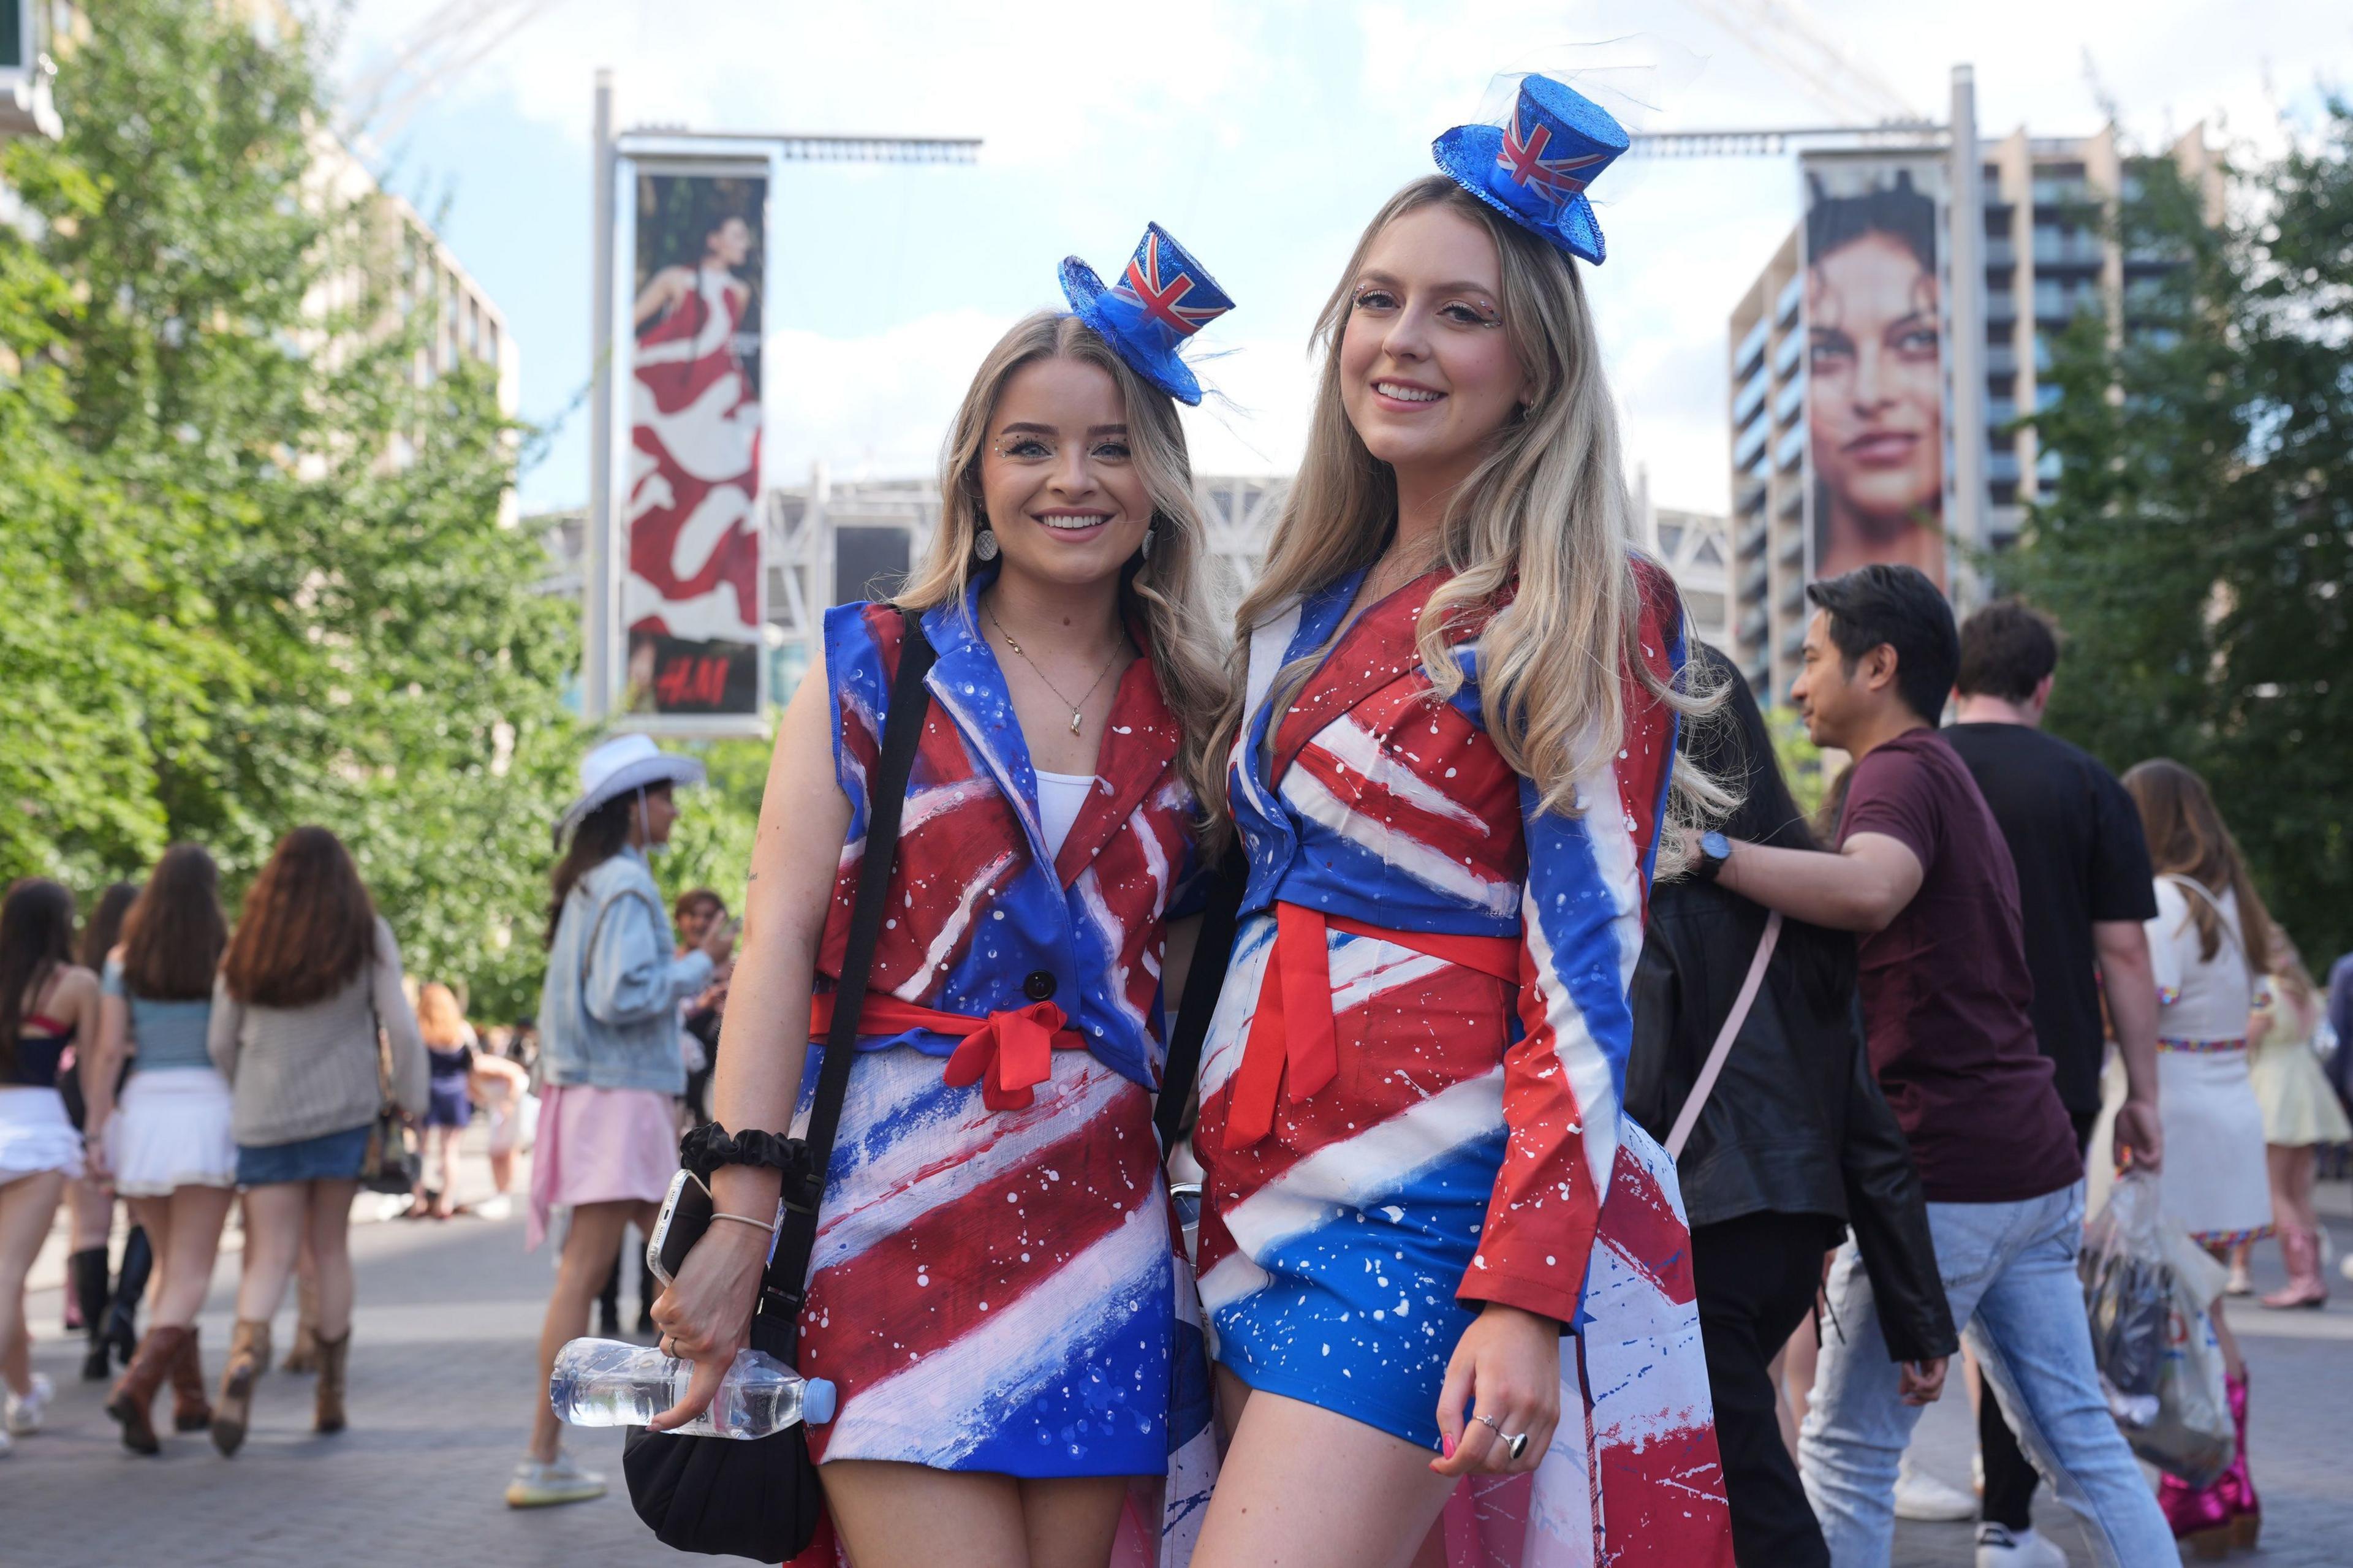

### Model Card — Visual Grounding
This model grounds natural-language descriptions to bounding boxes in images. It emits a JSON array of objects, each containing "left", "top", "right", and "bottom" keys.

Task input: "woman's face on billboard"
[
  {"left": 1808, "top": 231, "right": 1941, "bottom": 531},
  {"left": 707, "top": 216, "right": 752, "bottom": 268}
]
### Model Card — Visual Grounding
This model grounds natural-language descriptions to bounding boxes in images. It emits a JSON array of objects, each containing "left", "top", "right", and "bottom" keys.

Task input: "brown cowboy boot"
[
  {"left": 210, "top": 1319, "right": 271, "bottom": 1457},
  {"left": 313, "top": 1331, "right": 350, "bottom": 1435},
  {"left": 104, "top": 1325, "right": 189, "bottom": 1456},
  {"left": 167, "top": 1327, "right": 213, "bottom": 1431},
  {"left": 282, "top": 1270, "right": 320, "bottom": 1374}
]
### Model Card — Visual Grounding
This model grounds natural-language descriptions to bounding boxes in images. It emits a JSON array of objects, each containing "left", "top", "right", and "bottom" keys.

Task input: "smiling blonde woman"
[
  {"left": 648, "top": 228, "right": 1232, "bottom": 1568},
  {"left": 1184, "top": 77, "right": 1733, "bottom": 1568}
]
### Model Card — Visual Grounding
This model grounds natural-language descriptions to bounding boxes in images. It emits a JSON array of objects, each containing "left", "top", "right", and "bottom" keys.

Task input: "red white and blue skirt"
[{"left": 789, "top": 1039, "right": 1177, "bottom": 1479}]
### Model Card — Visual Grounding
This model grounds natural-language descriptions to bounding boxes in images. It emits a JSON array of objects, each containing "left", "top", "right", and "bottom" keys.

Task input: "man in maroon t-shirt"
[{"left": 1708, "top": 566, "right": 2170, "bottom": 1567}]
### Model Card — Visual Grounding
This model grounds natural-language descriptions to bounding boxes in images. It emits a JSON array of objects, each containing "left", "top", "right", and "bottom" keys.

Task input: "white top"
[
  {"left": 1036, "top": 770, "right": 1095, "bottom": 859},
  {"left": 2145, "top": 875, "right": 2255, "bottom": 1042}
]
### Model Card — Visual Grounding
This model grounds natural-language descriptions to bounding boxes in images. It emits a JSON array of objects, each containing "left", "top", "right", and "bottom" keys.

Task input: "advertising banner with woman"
[
  {"left": 1801, "top": 155, "right": 1951, "bottom": 590},
  {"left": 616, "top": 162, "right": 771, "bottom": 724}
]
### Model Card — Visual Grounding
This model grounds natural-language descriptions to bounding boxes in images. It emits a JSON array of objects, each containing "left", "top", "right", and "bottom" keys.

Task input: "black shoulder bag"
[
  {"left": 622, "top": 610, "right": 936, "bottom": 1561},
  {"left": 1155, "top": 847, "right": 1246, "bottom": 1156}
]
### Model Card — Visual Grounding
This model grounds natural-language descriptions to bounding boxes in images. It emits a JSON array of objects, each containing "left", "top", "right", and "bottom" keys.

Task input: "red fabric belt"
[
  {"left": 808, "top": 993, "right": 1088, "bottom": 1112},
  {"left": 1223, "top": 901, "right": 1522, "bottom": 1150}
]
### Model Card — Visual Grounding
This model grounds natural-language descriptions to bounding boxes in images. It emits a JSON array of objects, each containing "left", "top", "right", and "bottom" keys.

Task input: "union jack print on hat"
[
  {"left": 1432, "top": 74, "right": 1629, "bottom": 265},
  {"left": 1059, "top": 222, "right": 1233, "bottom": 406}
]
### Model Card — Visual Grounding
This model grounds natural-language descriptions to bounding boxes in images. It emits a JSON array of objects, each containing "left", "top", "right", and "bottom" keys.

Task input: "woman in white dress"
[
  {"left": 2246, "top": 951, "right": 2349, "bottom": 1309},
  {"left": 2123, "top": 758, "right": 2272, "bottom": 1553}
]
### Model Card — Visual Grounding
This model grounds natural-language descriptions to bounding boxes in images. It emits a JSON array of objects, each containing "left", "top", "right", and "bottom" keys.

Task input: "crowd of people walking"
[
  {"left": 0, "top": 825, "right": 550, "bottom": 1460},
  {"left": 1, "top": 66, "right": 2347, "bottom": 1568}
]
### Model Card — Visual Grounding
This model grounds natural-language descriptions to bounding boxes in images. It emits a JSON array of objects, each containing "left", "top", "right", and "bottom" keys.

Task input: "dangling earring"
[
  {"left": 1139, "top": 526, "right": 1157, "bottom": 561},
  {"left": 974, "top": 526, "right": 999, "bottom": 562}
]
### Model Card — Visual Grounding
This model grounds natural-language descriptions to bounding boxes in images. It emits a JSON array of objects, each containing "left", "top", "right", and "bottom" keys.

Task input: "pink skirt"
[{"left": 526, "top": 1084, "right": 678, "bottom": 1250}]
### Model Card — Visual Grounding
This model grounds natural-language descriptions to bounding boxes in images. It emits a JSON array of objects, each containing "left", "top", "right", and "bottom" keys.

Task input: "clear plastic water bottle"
[{"left": 550, "top": 1338, "right": 836, "bottom": 1440}]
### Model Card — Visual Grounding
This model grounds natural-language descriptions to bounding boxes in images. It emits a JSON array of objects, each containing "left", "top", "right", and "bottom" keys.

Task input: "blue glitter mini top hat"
[
  {"left": 1059, "top": 222, "right": 1233, "bottom": 406},
  {"left": 1432, "top": 74, "right": 1629, "bottom": 265}
]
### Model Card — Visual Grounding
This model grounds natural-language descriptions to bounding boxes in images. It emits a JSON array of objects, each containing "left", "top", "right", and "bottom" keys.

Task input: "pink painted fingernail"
[{"left": 1441, "top": 1435, "right": 1455, "bottom": 1459}]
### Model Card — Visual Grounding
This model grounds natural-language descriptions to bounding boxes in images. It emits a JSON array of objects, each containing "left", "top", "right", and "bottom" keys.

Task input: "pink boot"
[
  {"left": 2217, "top": 1371, "right": 2260, "bottom": 1551},
  {"left": 2158, "top": 1468, "right": 2234, "bottom": 1558},
  {"left": 2260, "top": 1227, "right": 2327, "bottom": 1309}
]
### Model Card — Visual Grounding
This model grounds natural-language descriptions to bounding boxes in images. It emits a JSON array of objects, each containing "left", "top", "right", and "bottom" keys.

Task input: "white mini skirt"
[
  {"left": 0, "top": 1086, "right": 83, "bottom": 1183},
  {"left": 107, "top": 1067, "right": 238, "bottom": 1195}
]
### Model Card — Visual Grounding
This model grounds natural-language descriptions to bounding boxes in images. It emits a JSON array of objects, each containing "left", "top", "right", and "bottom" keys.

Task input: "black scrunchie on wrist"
[{"left": 678, "top": 1122, "right": 805, "bottom": 1186}]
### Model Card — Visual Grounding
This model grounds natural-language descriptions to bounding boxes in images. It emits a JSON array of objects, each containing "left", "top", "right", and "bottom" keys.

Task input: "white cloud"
[{"left": 759, "top": 309, "right": 1009, "bottom": 484}]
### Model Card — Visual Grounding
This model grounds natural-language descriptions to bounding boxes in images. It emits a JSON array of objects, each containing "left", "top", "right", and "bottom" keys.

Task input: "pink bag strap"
[{"left": 1665, "top": 911, "right": 1783, "bottom": 1161}]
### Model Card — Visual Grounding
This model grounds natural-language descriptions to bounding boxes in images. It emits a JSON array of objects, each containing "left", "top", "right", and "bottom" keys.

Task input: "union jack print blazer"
[
  {"left": 1222, "top": 560, "right": 1685, "bottom": 1327},
  {"left": 817, "top": 581, "right": 1202, "bottom": 1091}
]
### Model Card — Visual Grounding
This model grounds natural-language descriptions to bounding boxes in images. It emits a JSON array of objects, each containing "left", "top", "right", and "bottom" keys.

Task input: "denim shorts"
[{"left": 235, "top": 1123, "right": 371, "bottom": 1186}]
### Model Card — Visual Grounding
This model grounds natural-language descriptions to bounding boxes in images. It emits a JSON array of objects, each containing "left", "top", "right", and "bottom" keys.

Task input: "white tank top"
[{"left": 1035, "top": 770, "right": 1094, "bottom": 859}]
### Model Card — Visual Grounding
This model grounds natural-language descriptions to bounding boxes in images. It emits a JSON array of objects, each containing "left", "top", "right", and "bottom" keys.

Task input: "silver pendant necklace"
[{"left": 985, "top": 601, "right": 1124, "bottom": 735}]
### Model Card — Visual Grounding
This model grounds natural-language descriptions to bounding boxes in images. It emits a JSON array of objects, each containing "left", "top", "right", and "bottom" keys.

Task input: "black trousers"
[
  {"left": 1694, "top": 1210, "right": 1843, "bottom": 1568},
  {"left": 1980, "top": 1107, "right": 2102, "bottom": 1529}
]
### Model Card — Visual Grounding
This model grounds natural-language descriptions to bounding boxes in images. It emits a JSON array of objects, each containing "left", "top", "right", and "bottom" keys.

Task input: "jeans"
[
  {"left": 1982, "top": 1108, "right": 2103, "bottom": 1529},
  {"left": 1799, "top": 1180, "right": 2173, "bottom": 1567},
  {"left": 1694, "top": 1211, "right": 1841, "bottom": 1568}
]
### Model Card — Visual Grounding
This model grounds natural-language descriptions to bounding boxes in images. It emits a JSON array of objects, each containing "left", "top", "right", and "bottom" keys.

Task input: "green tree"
[
  {"left": 0, "top": 0, "right": 577, "bottom": 1020},
  {"left": 654, "top": 733, "right": 772, "bottom": 919},
  {"left": 2010, "top": 102, "right": 2353, "bottom": 961}
]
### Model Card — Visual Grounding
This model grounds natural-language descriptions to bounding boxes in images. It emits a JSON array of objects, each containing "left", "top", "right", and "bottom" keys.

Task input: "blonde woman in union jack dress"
[
  {"left": 647, "top": 228, "right": 1235, "bottom": 1568},
  {"left": 1184, "top": 77, "right": 1736, "bottom": 1568}
]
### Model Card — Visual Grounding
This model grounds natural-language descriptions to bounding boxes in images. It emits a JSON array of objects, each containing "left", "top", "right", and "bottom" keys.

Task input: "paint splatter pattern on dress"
[
  {"left": 1194, "top": 560, "right": 1733, "bottom": 1566},
  {"left": 788, "top": 586, "right": 1214, "bottom": 1565}
]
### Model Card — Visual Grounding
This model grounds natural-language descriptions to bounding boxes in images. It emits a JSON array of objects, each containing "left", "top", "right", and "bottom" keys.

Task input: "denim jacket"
[{"left": 538, "top": 846, "right": 711, "bottom": 1095}]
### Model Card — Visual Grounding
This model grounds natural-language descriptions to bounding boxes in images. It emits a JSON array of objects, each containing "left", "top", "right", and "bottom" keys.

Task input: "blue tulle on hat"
[
  {"left": 1059, "top": 223, "right": 1233, "bottom": 406},
  {"left": 1432, "top": 75, "right": 1629, "bottom": 265}
]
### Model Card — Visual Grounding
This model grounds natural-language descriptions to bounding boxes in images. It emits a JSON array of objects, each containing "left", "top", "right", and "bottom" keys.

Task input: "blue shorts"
[{"left": 237, "top": 1123, "right": 371, "bottom": 1186}]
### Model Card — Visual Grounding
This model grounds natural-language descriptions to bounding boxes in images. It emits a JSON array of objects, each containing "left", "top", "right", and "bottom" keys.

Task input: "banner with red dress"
[{"left": 618, "top": 167, "right": 768, "bottom": 722}]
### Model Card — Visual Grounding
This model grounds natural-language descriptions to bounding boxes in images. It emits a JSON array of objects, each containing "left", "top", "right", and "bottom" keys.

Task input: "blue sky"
[{"left": 338, "top": 0, "right": 2352, "bottom": 519}]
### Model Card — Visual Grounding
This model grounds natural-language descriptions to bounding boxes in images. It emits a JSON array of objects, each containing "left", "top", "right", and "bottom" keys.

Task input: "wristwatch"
[{"left": 1694, "top": 829, "right": 1733, "bottom": 884}]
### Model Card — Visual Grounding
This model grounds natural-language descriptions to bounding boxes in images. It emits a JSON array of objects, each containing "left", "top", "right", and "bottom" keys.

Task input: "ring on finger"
[{"left": 1475, "top": 1414, "right": 1529, "bottom": 1463}]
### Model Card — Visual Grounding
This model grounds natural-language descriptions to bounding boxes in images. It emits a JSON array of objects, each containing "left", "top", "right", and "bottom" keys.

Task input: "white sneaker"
[
  {"left": 476, "top": 1194, "right": 513, "bottom": 1221},
  {"left": 4, "top": 1373, "right": 53, "bottom": 1436},
  {"left": 1976, "top": 1521, "right": 2068, "bottom": 1566},
  {"left": 1895, "top": 1459, "right": 1980, "bottom": 1522},
  {"left": 505, "top": 1449, "right": 607, "bottom": 1507}
]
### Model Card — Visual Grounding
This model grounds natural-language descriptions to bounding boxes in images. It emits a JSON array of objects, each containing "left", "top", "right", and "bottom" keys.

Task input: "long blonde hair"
[
  {"left": 1210, "top": 176, "right": 1726, "bottom": 865},
  {"left": 415, "top": 980, "right": 469, "bottom": 1049},
  {"left": 896, "top": 311, "right": 1232, "bottom": 827}
]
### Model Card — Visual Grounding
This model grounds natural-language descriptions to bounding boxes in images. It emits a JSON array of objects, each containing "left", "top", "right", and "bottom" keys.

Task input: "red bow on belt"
[
  {"left": 1223, "top": 902, "right": 1523, "bottom": 1151},
  {"left": 809, "top": 993, "right": 1087, "bottom": 1112}
]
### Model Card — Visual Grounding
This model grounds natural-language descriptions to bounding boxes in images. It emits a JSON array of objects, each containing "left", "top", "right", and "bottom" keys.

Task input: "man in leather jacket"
[{"left": 1629, "top": 643, "right": 1956, "bottom": 1568}]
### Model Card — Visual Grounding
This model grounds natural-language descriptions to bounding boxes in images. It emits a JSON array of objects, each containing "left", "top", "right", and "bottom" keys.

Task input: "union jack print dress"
[
  {"left": 786, "top": 584, "right": 1218, "bottom": 1567},
  {"left": 1192, "top": 562, "right": 1733, "bottom": 1567}
]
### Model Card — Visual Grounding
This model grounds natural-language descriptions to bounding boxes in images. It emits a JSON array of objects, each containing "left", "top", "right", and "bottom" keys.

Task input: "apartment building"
[{"left": 1726, "top": 126, "right": 2219, "bottom": 698}]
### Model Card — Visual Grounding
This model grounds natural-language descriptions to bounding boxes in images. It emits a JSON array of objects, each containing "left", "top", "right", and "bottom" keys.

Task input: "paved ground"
[{"left": 7, "top": 1142, "right": 2351, "bottom": 1565}]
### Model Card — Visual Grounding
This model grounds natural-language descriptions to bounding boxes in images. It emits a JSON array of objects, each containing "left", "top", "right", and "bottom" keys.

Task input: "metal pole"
[
  {"left": 584, "top": 68, "right": 616, "bottom": 720},
  {"left": 1945, "top": 64, "right": 1988, "bottom": 610}
]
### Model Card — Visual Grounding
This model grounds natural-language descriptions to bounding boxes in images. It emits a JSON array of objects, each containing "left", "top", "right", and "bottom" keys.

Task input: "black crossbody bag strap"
[
  {"left": 754, "top": 609, "right": 935, "bottom": 1330},
  {"left": 1154, "top": 847, "right": 1246, "bottom": 1156}
]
